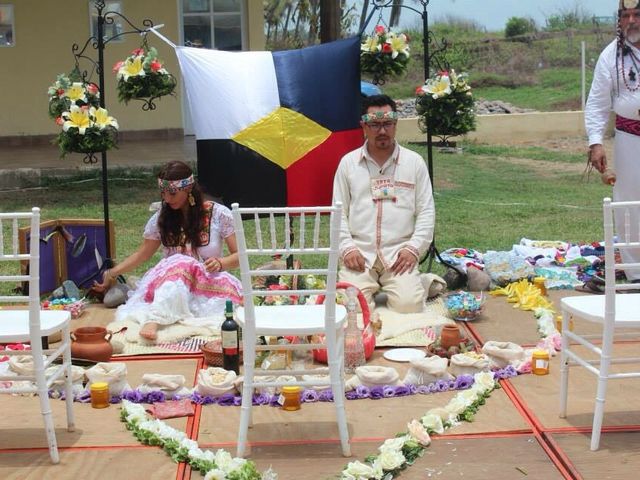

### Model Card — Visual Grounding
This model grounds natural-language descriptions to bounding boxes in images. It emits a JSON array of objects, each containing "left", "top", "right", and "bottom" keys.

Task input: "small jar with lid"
[
  {"left": 533, "top": 277, "right": 547, "bottom": 296},
  {"left": 280, "top": 386, "right": 302, "bottom": 411},
  {"left": 90, "top": 382, "right": 110, "bottom": 409},
  {"left": 531, "top": 350, "right": 550, "bottom": 375},
  {"left": 555, "top": 315, "right": 574, "bottom": 333}
]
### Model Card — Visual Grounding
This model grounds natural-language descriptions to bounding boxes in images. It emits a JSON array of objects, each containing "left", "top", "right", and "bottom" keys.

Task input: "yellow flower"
[
  {"left": 424, "top": 75, "right": 452, "bottom": 99},
  {"left": 65, "top": 82, "right": 87, "bottom": 103},
  {"left": 90, "top": 107, "right": 119, "bottom": 130},
  {"left": 62, "top": 105, "right": 92, "bottom": 135},
  {"left": 119, "top": 55, "right": 145, "bottom": 81},
  {"left": 387, "top": 33, "right": 409, "bottom": 59},
  {"left": 361, "top": 36, "right": 380, "bottom": 53}
]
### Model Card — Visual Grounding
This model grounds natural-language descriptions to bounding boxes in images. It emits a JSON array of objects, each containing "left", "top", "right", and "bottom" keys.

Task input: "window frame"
[
  {"left": 89, "top": 0, "right": 125, "bottom": 43},
  {"left": 0, "top": 4, "right": 15, "bottom": 48},
  {"left": 180, "top": 0, "right": 245, "bottom": 51}
]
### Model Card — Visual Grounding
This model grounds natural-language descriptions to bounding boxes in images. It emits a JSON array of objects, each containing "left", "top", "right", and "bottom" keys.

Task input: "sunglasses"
[{"left": 365, "top": 121, "right": 397, "bottom": 131}]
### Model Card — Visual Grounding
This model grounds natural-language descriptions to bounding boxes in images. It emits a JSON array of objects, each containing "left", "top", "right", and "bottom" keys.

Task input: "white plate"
[{"left": 383, "top": 348, "right": 426, "bottom": 363}]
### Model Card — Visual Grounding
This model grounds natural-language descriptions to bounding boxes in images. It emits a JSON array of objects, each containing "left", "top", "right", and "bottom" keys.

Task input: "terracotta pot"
[
  {"left": 440, "top": 325, "right": 462, "bottom": 350},
  {"left": 71, "top": 326, "right": 113, "bottom": 362}
]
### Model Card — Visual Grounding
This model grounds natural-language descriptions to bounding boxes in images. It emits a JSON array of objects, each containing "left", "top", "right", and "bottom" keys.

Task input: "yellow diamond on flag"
[{"left": 232, "top": 107, "right": 331, "bottom": 170}]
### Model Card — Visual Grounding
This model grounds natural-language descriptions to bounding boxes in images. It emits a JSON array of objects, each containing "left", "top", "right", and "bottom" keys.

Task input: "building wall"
[{"left": 0, "top": 0, "right": 265, "bottom": 139}]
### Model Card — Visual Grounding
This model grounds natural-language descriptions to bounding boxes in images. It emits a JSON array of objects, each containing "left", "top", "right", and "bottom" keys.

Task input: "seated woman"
[{"left": 94, "top": 160, "right": 242, "bottom": 341}]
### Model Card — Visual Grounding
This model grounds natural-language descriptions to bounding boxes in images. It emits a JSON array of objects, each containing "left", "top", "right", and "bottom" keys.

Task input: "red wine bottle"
[{"left": 221, "top": 300, "right": 240, "bottom": 374}]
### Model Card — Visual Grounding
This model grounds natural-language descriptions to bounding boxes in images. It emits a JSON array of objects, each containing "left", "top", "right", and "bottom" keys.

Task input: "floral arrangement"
[
  {"left": 120, "top": 401, "right": 275, "bottom": 480},
  {"left": 255, "top": 273, "right": 326, "bottom": 306},
  {"left": 47, "top": 71, "right": 100, "bottom": 121},
  {"left": 415, "top": 69, "right": 476, "bottom": 143},
  {"left": 54, "top": 104, "right": 119, "bottom": 158},
  {"left": 113, "top": 46, "right": 176, "bottom": 104},
  {"left": 360, "top": 25, "right": 410, "bottom": 85},
  {"left": 341, "top": 371, "right": 499, "bottom": 479}
]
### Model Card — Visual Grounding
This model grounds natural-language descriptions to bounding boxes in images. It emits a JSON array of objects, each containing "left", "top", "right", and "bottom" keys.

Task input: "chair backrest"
[
  {"left": 603, "top": 198, "right": 640, "bottom": 303},
  {"left": 0, "top": 208, "right": 41, "bottom": 329},
  {"left": 231, "top": 203, "right": 342, "bottom": 326}
]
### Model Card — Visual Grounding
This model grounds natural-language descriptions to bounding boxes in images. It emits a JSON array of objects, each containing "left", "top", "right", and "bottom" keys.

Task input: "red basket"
[{"left": 313, "top": 282, "right": 376, "bottom": 363}]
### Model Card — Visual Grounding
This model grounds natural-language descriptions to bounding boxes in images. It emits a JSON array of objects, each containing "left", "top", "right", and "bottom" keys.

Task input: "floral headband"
[
  {"left": 361, "top": 111, "right": 399, "bottom": 122},
  {"left": 620, "top": 0, "right": 640, "bottom": 10},
  {"left": 158, "top": 174, "right": 195, "bottom": 193}
]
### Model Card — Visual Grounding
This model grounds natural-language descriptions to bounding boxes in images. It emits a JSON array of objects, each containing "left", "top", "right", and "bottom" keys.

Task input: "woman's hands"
[
  {"left": 93, "top": 268, "right": 116, "bottom": 293},
  {"left": 204, "top": 257, "right": 223, "bottom": 273}
]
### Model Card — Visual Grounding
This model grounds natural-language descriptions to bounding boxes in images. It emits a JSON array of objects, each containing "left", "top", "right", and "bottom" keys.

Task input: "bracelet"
[{"left": 215, "top": 257, "right": 223, "bottom": 271}]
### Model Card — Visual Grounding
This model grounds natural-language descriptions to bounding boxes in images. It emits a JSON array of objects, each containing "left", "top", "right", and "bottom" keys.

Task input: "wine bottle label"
[{"left": 222, "top": 330, "right": 238, "bottom": 353}]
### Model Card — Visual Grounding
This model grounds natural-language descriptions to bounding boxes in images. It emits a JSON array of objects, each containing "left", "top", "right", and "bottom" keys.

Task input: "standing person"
[
  {"left": 586, "top": 0, "right": 640, "bottom": 282},
  {"left": 332, "top": 94, "right": 435, "bottom": 313},
  {"left": 94, "top": 160, "right": 242, "bottom": 341}
]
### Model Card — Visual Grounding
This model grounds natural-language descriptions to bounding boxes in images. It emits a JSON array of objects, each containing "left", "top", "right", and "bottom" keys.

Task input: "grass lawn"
[{"left": 0, "top": 140, "right": 610, "bottom": 288}]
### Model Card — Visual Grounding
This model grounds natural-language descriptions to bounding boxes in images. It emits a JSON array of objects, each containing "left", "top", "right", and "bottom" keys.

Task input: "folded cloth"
[
  {"left": 377, "top": 306, "right": 452, "bottom": 341},
  {"left": 345, "top": 365, "right": 400, "bottom": 391},
  {"left": 449, "top": 352, "right": 491, "bottom": 377},
  {"left": 8, "top": 355, "right": 35, "bottom": 376},
  {"left": 195, "top": 367, "right": 237, "bottom": 397},
  {"left": 146, "top": 398, "right": 195, "bottom": 419},
  {"left": 482, "top": 341, "right": 526, "bottom": 369},
  {"left": 234, "top": 375, "right": 297, "bottom": 396},
  {"left": 85, "top": 362, "right": 131, "bottom": 395},
  {"left": 137, "top": 373, "right": 191, "bottom": 397},
  {"left": 402, "top": 356, "right": 452, "bottom": 386},
  {"left": 302, "top": 374, "right": 331, "bottom": 390},
  {"left": 420, "top": 273, "right": 447, "bottom": 299}
]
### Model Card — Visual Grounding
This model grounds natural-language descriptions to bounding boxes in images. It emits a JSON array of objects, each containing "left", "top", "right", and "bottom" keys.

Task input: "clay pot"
[
  {"left": 71, "top": 326, "right": 113, "bottom": 362},
  {"left": 440, "top": 325, "right": 462, "bottom": 350}
]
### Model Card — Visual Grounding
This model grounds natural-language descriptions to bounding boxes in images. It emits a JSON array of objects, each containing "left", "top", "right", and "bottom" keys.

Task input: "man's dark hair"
[{"left": 362, "top": 94, "right": 397, "bottom": 115}]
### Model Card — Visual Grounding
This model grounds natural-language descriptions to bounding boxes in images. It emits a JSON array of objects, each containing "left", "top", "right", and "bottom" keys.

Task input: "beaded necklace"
[{"left": 621, "top": 43, "right": 640, "bottom": 91}]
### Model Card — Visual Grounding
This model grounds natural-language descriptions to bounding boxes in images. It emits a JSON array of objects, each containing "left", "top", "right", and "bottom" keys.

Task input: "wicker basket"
[{"left": 201, "top": 339, "right": 243, "bottom": 367}]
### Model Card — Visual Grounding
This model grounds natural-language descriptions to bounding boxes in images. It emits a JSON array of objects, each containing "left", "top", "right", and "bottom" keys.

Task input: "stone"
[
  {"left": 467, "top": 267, "right": 491, "bottom": 292},
  {"left": 103, "top": 283, "right": 129, "bottom": 308},
  {"left": 443, "top": 267, "right": 467, "bottom": 290},
  {"left": 62, "top": 280, "right": 81, "bottom": 300}
]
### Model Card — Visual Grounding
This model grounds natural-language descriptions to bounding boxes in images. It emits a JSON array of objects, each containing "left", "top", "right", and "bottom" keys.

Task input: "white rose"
[
  {"left": 473, "top": 371, "right": 496, "bottom": 392},
  {"left": 420, "top": 413, "right": 444, "bottom": 434},
  {"left": 376, "top": 449, "right": 406, "bottom": 471},
  {"left": 457, "top": 389, "right": 479, "bottom": 406},
  {"left": 213, "top": 449, "right": 234, "bottom": 471},
  {"left": 444, "top": 396, "right": 468, "bottom": 416},
  {"left": 203, "top": 469, "right": 226, "bottom": 480},
  {"left": 407, "top": 419, "right": 431, "bottom": 446},
  {"left": 378, "top": 435, "right": 408, "bottom": 454},
  {"left": 342, "top": 460, "right": 378, "bottom": 479}
]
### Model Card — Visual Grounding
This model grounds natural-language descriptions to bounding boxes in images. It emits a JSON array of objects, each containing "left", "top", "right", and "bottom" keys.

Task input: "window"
[
  {"left": 89, "top": 1, "right": 124, "bottom": 43},
  {"left": 182, "top": 0, "right": 243, "bottom": 51},
  {"left": 0, "top": 4, "right": 14, "bottom": 47}
]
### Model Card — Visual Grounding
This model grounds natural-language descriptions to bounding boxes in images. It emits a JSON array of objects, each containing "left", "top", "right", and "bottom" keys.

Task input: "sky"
[{"left": 351, "top": 0, "right": 618, "bottom": 32}]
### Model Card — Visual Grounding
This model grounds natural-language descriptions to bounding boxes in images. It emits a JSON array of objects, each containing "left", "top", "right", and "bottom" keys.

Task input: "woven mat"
[
  {"left": 375, "top": 297, "right": 453, "bottom": 347},
  {"left": 111, "top": 332, "right": 217, "bottom": 356}
]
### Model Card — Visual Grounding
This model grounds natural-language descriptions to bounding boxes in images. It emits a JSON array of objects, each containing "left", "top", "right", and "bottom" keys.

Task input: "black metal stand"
[
  {"left": 363, "top": 1, "right": 458, "bottom": 274},
  {"left": 71, "top": 1, "right": 157, "bottom": 281}
]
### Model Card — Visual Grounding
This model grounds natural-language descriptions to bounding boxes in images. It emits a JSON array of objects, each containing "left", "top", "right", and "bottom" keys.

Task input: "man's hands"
[
  {"left": 390, "top": 248, "right": 417, "bottom": 275},
  {"left": 589, "top": 144, "right": 607, "bottom": 174},
  {"left": 344, "top": 250, "right": 366, "bottom": 272}
]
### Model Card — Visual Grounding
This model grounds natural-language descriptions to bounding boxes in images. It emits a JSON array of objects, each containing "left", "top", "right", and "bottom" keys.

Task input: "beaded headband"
[
  {"left": 158, "top": 174, "right": 195, "bottom": 193},
  {"left": 620, "top": 0, "right": 640, "bottom": 10},
  {"left": 361, "top": 111, "right": 399, "bottom": 123}
]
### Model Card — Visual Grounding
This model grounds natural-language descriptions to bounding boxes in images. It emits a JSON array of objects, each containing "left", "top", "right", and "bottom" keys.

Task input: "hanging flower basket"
[
  {"left": 114, "top": 46, "right": 177, "bottom": 104},
  {"left": 54, "top": 105, "right": 119, "bottom": 157},
  {"left": 360, "top": 25, "right": 410, "bottom": 85},
  {"left": 47, "top": 72, "right": 100, "bottom": 122},
  {"left": 415, "top": 69, "right": 476, "bottom": 143}
]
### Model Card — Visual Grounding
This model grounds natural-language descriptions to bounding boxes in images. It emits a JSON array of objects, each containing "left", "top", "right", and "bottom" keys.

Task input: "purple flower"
[
  {"left": 233, "top": 395, "right": 242, "bottom": 406},
  {"left": 252, "top": 393, "right": 270, "bottom": 405},
  {"left": 217, "top": 393, "right": 236, "bottom": 406},
  {"left": 146, "top": 391, "right": 166, "bottom": 404},
  {"left": 302, "top": 389, "right": 320, "bottom": 403},
  {"left": 122, "top": 389, "right": 145, "bottom": 403},
  {"left": 76, "top": 391, "right": 92, "bottom": 403},
  {"left": 427, "top": 383, "right": 439, "bottom": 394},
  {"left": 434, "top": 380, "right": 450, "bottom": 392},
  {"left": 406, "top": 384, "right": 418, "bottom": 394},
  {"left": 502, "top": 365, "right": 518, "bottom": 378},
  {"left": 416, "top": 385, "right": 431, "bottom": 395},
  {"left": 447, "top": 379, "right": 457, "bottom": 390},
  {"left": 318, "top": 389, "right": 334, "bottom": 402},
  {"left": 382, "top": 386, "right": 396, "bottom": 398},
  {"left": 369, "top": 386, "right": 384, "bottom": 399},
  {"left": 355, "top": 385, "right": 371, "bottom": 398},
  {"left": 110, "top": 395, "right": 122, "bottom": 404},
  {"left": 454, "top": 375, "right": 474, "bottom": 390},
  {"left": 270, "top": 395, "right": 282, "bottom": 407},
  {"left": 345, "top": 390, "right": 359, "bottom": 400},
  {"left": 393, "top": 385, "right": 411, "bottom": 397}
]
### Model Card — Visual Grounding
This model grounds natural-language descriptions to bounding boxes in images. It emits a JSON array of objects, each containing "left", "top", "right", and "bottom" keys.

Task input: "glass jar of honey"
[
  {"left": 533, "top": 277, "right": 547, "bottom": 296},
  {"left": 90, "top": 382, "right": 110, "bottom": 408},
  {"left": 532, "top": 350, "right": 550, "bottom": 375},
  {"left": 280, "top": 386, "right": 302, "bottom": 411}
]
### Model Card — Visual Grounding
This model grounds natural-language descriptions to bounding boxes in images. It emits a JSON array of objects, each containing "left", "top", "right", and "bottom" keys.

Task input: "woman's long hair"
[{"left": 157, "top": 161, "right": 205, "bottom": 249}]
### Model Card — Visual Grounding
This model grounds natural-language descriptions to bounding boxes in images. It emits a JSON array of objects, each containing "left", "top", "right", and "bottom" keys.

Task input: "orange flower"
[{"left": 150, "top": 60, "right": 163, "bottom": 72}]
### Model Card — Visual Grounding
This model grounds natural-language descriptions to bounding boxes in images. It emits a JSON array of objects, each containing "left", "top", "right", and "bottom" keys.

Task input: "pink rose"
[
  {"left": 407, "top": 419, "right": 431, "bottom": 446},
  {"left": 55, "top": 116, "right": 64, "bottom": 126},
  {"left": 112, "top": 61, "right": 124, "bottom": 73},
  {"left": 375, "top": 25, "right": 386, "bottom": 35},
  {"left": 87, "top": 83, "right": 99, "bottom": 95},
  {"left": 382, "top": 43, "right": 392, "bottom": 53},
  {"left": 438, "top": 70, "right": 449, "bottom": 77},
  {"left": 57, "top": 88, "right": 65, "bottom": 96},
  {"left": 150, "top": 60, "right": 163, "bottom": 72},
  {"left": 131, "top": 48, "right": 145, "bottom": 56}
]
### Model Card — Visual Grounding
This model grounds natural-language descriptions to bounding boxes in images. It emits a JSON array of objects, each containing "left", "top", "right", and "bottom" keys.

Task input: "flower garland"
[
  {"left": 120, "top": 401, "right": 276, "bottom": 480},
  {"left": 360, "top": 25, "right": 410, "bottom": 85},
  {"left": 53, "top": 366, "right": 518, "bottom": 407},
  {"left": 341, "top": 371, "right": 500, "bottom": 479},
  {"left": 114, "top": 46, "right": 176, "bottom": 104},
  {"left": 415, "top": 69, "right": 476, "bottom": 143}
]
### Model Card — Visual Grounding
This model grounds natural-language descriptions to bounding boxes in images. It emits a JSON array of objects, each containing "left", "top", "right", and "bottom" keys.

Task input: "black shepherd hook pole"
[
  {"left": 71, "top": 0, "right": 155, "bottom": 278},
  {"left": 361, "top": 1, "right": 461, "bottom": 275}
]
